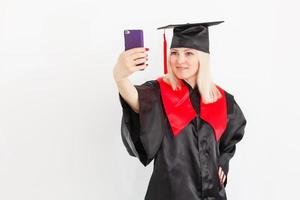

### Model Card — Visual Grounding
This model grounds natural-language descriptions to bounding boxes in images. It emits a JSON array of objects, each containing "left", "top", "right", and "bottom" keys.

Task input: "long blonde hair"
[{"left": 163, "top": 50, "right": 221, "bottom": 103}]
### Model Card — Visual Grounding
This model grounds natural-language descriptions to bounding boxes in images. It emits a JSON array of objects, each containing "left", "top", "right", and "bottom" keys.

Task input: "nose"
[{"left": 177, "top": 53, "right": 186, "bottom": 64}]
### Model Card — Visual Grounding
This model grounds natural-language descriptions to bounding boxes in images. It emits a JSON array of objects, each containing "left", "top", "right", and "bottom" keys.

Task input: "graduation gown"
[{"left": 119, "top": 78, "right": 246, "bottom": 200}]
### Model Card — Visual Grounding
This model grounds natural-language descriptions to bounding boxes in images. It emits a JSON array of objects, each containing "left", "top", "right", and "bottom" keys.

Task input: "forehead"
[{"left": 170, "top": 48, "right": 196, "bottom": 52}]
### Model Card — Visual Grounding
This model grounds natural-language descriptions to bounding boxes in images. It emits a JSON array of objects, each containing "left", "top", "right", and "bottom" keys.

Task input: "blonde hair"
[{"left": 163, "top": 50, "right": 221, "bottom": 103}]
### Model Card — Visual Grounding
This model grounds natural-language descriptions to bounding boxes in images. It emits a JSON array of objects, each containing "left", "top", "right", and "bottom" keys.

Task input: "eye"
[
  {"left": 170, "top": 51, "right": 179, "bottom": 55},
  {"left": 185, "top": 51, "right": 194, "bottom": 56}
]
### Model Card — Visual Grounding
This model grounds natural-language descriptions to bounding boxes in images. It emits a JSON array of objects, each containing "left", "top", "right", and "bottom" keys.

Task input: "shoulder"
[
  {"left": 134, "top": 80, "right": 161, "bottom": 102},
  {"left": 219, "top": 86, "right": 245, "bottom": 121},
  {"left": 216, "top": 85, "right": 236, "bottom": 116},
  {"left": 223, "top": 90, "right": 235, "bottom": 116},
  {"left": 135, "top": 80, "right": 160, "bottom": 90}
]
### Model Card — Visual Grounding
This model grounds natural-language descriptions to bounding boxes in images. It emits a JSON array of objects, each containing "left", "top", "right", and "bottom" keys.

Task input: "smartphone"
[
  {"left": 124, "top": 29, "right": 144, "bottom": 50},
  {"left": 124, "top": 29, "right": 145, "bottom": 68}
]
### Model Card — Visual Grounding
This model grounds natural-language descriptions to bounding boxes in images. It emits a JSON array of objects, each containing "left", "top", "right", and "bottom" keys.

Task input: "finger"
[
  {"left": 219, "top": 173, "right": 223, "bottom": 182},
  {"left": 220, "top": 173, "right": 224, "bottom": 183},
  {"left": 126, "top": 47, "right": 149, "bottom": 55},
  {"left": 134, "top": 58, "right": 148, "bottom": 66},
  {"left": 123, "top": 55, "right": 144, "bottom": 67},
  {"left": 130, "top": 52, "right": 148, "bottom": 60},
  {"left": 124, "top": 59, "right": 138, "bottom": 70},
  {"left": 218, "top": 167, "right": 222, "bottom": 178},
  {"left": 220, "top": 170, "right": 224, "bottom": 180},
  {"left": 222, "top": 175, "right": 226, "bottom": 184},
  {"left": 136, "top": 63, "right": 148, "bottom": 71},
  {"left": 219, "top": 169, "right": 224, "bottom": 182},
  {"left": 222, "top": 174, "right": 226, "bottom": 184}
]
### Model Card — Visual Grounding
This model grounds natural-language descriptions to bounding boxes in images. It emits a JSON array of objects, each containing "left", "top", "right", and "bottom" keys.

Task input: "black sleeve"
[
  {"left": 218, "top": 93, "right": 247, "bottom": 187},
  {"left": 119, "top": 80, "right": 165, "bottom": 166}
]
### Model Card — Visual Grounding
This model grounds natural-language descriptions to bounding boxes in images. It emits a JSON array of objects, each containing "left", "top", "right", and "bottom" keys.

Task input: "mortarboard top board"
[
  {"left": 157, "top": 21, "right": 224, "bottom": 30},
  {"left": 157, "top": 21, "right": 224, "bottom": 74}
]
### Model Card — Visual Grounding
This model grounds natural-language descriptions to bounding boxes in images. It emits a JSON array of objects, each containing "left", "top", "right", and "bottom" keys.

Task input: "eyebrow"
[{"left": 170, "top": 48, "right": 194, "bottom": 52}]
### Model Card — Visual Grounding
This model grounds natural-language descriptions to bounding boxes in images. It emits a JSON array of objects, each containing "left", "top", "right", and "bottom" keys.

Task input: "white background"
[{"left": 0, "top": 0, "right": 299, "bottom": 199}]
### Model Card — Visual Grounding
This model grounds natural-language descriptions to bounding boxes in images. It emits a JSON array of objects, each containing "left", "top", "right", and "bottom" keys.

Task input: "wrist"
[
  {"left": 113, "top": 73, "right": 128, "bottom": 84},
  {"left": 113, "top": 67, "right": 124, "bottom": 83}
]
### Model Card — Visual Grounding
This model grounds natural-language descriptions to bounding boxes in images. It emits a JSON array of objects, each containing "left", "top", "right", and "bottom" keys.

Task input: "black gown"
[{"left": 119, "top": 80, "right": 246, "bottom": 200}]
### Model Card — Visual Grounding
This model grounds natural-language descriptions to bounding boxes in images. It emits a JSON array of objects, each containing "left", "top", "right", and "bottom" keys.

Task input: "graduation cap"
[{"left": 157, "top": 21, "right": 224, "bottom": 74}]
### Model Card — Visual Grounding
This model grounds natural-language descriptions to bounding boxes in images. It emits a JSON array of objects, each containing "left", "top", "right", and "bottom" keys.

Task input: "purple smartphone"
[{"left": 124, "top": 29, "right": 144, "bottom": 50}]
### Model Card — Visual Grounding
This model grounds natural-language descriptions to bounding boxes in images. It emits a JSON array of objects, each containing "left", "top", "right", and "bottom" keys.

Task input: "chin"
[{"left": 174, "top": 73, "right": 190, "bottom": 80}]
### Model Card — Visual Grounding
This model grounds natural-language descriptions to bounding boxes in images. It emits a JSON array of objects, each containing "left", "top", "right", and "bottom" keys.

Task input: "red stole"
[{"left": 157, "top": 77, "right": 227, "bottom": 142}]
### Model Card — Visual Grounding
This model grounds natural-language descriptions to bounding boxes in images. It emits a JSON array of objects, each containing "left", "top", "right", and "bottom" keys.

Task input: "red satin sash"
[{"left": 157, "top": 77, "right": 227, "bottom": 141}]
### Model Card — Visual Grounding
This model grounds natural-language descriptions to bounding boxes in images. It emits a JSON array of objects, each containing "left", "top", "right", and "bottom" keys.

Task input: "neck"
[{"left": 184, "top": 76, "right": 197, "bottom": 89}]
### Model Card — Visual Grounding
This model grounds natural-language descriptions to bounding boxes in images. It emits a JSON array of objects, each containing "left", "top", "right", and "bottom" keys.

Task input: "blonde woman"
[{"left": 113, "top": 21, "right": 247, "bottom": 200}]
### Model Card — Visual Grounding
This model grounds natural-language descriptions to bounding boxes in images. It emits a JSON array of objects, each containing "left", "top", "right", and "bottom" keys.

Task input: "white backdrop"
[{"left": 0, "top": 0, "right": 299, "bottom": 199}]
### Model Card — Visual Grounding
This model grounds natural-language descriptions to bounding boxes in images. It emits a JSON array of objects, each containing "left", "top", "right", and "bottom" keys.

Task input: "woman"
[{"left": 113, "top": 21, "right": 246, "bottom": 200}]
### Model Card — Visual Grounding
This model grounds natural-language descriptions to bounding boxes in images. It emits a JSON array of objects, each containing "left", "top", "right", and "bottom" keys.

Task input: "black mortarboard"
[{"left": 157, "top": 21, "right": 224, "bottom": 74}]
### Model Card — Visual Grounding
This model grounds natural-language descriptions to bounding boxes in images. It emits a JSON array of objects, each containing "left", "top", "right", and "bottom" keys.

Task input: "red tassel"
[{"left": 163, "top": 31, "right": 168, "bottom": 74}]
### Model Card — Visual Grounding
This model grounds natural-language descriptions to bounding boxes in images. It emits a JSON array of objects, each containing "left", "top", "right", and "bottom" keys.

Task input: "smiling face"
[{"left": 169, "top": 48, "right": 199, "bottom": 85}]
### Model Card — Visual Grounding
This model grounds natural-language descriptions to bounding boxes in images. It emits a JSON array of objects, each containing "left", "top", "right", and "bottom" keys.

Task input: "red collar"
[{"left": 157, "top": 77, "right": 227, "bottom": 141}]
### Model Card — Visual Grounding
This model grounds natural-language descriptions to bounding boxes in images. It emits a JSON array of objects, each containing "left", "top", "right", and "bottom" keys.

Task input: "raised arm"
[{"left": 113, "top": 47, "right": 149, "bottom": 113}]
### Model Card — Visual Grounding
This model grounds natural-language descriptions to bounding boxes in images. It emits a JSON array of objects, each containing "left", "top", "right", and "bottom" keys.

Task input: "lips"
[{"left": 176, "top": 66, "right": 188, "bottom": 70}]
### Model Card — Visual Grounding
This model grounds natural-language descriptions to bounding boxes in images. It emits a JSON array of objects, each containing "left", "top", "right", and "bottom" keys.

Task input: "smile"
[{"left": 176, "top": 67, "right": 188, "bottom": 70}]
